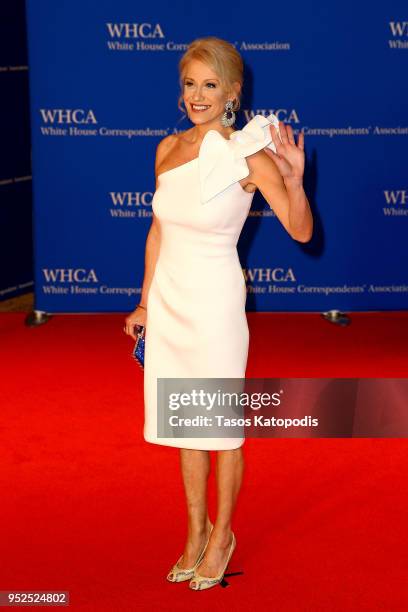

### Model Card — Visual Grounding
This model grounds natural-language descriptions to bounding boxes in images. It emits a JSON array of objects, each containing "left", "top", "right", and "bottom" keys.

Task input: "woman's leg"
[
  {"left": 176, "top": 448, "right": 212, "bottom": 569},
  {"left": 191, "top": 446, "right": 244, "bottom": 578}
]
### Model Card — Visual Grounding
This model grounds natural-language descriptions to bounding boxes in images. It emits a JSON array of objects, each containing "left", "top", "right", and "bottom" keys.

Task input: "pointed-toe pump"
[
  {"left": 189, "top": 531, "right": 236, "bottom": 591},
  {"left": 166, "top": 523, "right": 214, "bottom": 583}
]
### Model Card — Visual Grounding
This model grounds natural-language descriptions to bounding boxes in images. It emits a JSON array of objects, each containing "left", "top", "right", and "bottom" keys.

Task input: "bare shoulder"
[
  {"left": 155, "top": 130, "right": 191, "bottom": 175},
  {"left": 155, "top": 134, "right": 177, "bottom": 164},
  {"left": 155, "top": 132, "right": 182, "bottom": 171}
]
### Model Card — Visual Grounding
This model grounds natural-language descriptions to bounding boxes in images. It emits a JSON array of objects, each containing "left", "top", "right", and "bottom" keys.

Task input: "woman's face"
[{"left": 182, "top": 59, "right": 234, "bottom": 127}]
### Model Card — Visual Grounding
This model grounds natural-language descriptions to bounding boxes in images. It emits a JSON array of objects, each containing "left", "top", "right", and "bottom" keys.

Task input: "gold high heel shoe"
[
  {"left": 166, "top": 523, "right": 214, "bottom": 583},
  {"left": 189, "top": 531, "right": 236, "bottom": 591}
]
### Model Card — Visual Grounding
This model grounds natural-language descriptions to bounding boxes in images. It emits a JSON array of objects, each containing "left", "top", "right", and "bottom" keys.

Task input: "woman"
[{"left": 124, "top": 36, "right": 313, "bottom": 591}]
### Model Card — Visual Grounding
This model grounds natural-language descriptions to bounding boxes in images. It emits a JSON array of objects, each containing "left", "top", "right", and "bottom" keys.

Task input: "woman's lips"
[{"left": 190, "top": 104, "right": 211, "bottom": 112}]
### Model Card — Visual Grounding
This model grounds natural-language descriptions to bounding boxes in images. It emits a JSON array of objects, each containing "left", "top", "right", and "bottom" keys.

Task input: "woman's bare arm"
[
  {"left": 124, "top": 136, "right": 175, "bottom": 338},
  {"left": 243, "top": 122, "right": 313, "bottom": 243},
  {"left": 139, "top": 212, "right": 161, "bottom": 307},
  {"left": 139, "top": 135, "right": 176, "bottom": 306}
]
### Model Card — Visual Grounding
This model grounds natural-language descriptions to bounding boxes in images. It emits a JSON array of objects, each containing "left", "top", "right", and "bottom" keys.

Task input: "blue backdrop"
[{"left": 25, "top": 0, "right": 408, "bottom": 313}]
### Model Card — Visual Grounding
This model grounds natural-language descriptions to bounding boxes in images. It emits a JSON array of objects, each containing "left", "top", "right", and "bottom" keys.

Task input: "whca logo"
[
  {"left": 106, "top": 23, "right": 164, "bottom": 39},
  {"left": 39, "top": 109, "right": 97, "bottom": 125},
  {"left": 42, "top": 269, "right": 98, "bottom": 283}
]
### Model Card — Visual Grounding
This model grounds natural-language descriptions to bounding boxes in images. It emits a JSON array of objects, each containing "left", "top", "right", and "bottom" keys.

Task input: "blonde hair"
[{"left": 177, "top": 36, "right": 244, "bottom": 115}]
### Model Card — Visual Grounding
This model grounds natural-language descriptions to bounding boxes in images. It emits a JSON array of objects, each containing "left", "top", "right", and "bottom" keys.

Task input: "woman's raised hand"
[{"left": 265, "top": 120, "right": 305, "bottom": 183}]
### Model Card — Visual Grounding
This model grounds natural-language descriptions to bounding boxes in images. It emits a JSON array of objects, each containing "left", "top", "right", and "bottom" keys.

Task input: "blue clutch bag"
[{"left": 132, "top": 325, "right": 145, "bottom": 369}]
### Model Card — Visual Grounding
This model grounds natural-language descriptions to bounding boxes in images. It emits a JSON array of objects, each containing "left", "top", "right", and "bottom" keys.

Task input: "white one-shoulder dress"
[{"left": 143, "top": 113, "right": 281, "bottom": 450}]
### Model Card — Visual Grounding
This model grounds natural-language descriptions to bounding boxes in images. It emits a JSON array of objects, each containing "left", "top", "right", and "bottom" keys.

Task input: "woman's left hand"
[{"left": 264, "top": 120, "right": 305, "bottom": 182}]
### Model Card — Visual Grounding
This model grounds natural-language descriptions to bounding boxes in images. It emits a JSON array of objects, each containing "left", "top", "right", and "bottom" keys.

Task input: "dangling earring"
[{"left": 221, "top": 99, "right": 236, "bottom": 127}]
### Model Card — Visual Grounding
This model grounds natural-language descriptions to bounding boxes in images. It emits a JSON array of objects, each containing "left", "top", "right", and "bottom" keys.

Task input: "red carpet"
[{"left": 0, "top": 312, "right": 407, "bottom": 611}]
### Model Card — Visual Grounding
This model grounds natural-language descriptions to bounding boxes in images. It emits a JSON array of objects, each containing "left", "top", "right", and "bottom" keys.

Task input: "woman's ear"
[
  {"left": 226, "top": 81, "right": 240, "bottom": 99},
  {"left": 233, "top": 81, "right": 241, "bottom": 98},
  {"left": 230, "top": 82, "right": 241, "bottom": 110}
]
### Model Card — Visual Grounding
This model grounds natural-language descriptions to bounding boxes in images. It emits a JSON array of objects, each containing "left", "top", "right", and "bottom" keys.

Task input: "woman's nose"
[{"left": 192, "top": 87, "right": 205, "bottom": 100}]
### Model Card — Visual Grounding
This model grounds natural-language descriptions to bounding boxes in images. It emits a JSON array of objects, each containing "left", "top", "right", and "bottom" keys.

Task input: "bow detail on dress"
[{"left": 198, "top": 113, "right": 281, "bottom": 204}]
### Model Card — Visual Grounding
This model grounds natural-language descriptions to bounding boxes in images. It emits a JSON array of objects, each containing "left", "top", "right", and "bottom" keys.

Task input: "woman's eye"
[{"left": 184, "top": 82, "right": 216, "bottom": 88}]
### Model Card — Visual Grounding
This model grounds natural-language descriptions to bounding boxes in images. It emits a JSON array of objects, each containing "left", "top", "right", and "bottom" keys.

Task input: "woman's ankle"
[
  {"left": 188, "top": 518, "right": 212, "bottom": 537},
  {"left": 209, "top": 525, "right": 233, "bottom": 546}
]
